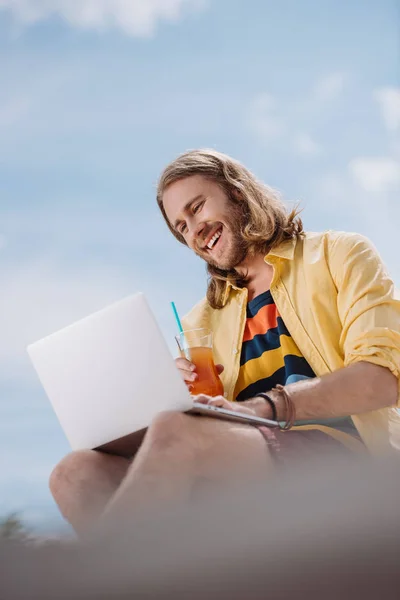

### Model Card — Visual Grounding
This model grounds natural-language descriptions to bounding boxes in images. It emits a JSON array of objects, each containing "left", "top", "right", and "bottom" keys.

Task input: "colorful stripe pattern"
[
  {"left": 234, "top": 290, "right": 360, "bottom": 438},
  {"left": 234, "top": 290, "right": 315, "bottom": 401}
]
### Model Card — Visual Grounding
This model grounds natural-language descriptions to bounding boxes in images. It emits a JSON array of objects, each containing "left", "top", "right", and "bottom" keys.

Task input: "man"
[{"left": 50, "top": 149, "right": 400, "bottom": 535}]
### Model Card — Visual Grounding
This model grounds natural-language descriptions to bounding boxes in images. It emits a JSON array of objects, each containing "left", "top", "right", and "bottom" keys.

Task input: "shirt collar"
[
  {"left": 221, "top": 237, "right": 298, "bottom": 306},
  {"left": 265, "top": 236, "right": 297, "bottom": 262}
]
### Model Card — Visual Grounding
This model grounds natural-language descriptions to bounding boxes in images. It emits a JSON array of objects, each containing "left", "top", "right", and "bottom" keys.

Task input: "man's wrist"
[
  {"left": 243, "top": 389, "right": 289, "bottom": 422},
  {"left": 254, "top": 393, "right": 278, "bottom": 421},
  {"left": 242, "top": 394, "right": 276, "bottom": 420}
]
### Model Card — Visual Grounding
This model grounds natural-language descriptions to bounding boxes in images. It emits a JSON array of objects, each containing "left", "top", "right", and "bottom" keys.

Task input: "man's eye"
[
  {"left": 193, "top": 202, "right": 203, "bottom": 213},
  {"left": 179, "top": 223, "right": 187, "bottom": 234}
]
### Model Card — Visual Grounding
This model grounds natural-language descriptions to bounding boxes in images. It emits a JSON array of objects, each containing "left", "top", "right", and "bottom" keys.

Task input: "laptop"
[{"left": 27, "top": 293, "right": 278, "bottom": 458}]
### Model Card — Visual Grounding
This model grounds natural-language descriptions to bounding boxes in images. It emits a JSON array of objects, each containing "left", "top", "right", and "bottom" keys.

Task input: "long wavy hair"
[{"left": 157, "top": 149, "right": 304, "bottom": 309}]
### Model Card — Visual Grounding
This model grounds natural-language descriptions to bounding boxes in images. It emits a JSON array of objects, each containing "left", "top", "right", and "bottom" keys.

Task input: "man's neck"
[{"left": 237, "top": 253, "right": 274, "bottom": 302}]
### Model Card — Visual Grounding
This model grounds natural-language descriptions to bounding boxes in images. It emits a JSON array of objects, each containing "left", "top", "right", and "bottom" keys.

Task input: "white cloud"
[
  {"left": 246, "top": 93, "right": 286, "bottom": 141},
  {"left": 0, "top": 0, "right": 205, "bottom": 36},
  {"left": 313, "top": 72, "right": 346, "bottom": 102},
  {"left": 292, "top": 132, "right": 321, "bottom": 157},
  {"left": 313, "top": 170, "right": 394, "bottom": 220},
  {"left": 349, "top": 157, "right": 400, "bottom": 193},
  {"left": 374, "top": 87, "right": 400, "bottom": 133}
]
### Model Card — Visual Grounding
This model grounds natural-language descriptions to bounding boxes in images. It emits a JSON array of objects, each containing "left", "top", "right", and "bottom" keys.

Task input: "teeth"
[{"left": 207, "top": 229, "right": 221, "bottom": 249}]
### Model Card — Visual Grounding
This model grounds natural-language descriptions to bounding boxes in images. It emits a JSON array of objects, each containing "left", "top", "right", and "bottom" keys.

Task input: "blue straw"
[{"left": 171, "top": 301, "right": 184, "bottom": 334}]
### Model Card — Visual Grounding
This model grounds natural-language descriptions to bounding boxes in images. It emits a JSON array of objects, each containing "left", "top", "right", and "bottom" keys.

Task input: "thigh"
[
  {"left": 181, "top": 415, "right": 275, "bottom": 483},
  {"left": 130, "top": 411, "right": 275, "bottom": 495}
]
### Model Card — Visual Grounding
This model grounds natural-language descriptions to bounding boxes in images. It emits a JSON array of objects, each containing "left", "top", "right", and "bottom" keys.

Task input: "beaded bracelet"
[{"left": 254, "top": 392, "right": 278, "bottom": 421}]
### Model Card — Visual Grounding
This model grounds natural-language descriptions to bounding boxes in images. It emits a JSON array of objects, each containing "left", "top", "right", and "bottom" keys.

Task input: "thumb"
[{"left": 216, "top": 364, "right": 224, "bottom": 375}]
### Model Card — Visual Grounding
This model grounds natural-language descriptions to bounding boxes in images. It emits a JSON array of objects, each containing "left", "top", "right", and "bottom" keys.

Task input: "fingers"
[
  {"left": 175, "top": 357, "right": 198, "bottom": 383},
  {"left": 175, "top": 357, "right": 195, "bottom": 370},
  {"left": 207, "top": 396, "right": 231, "bottom": 409},
  {"left": 192, "top": 394, "right": 213, "bottom": 405},
  {"left": 216, "top": 364, "right": 225, "bottom": 375},
  {"left": 192, "top": 395, "right": 230, "bottom": 409},
  {"left": 194, "top": 395, "right": 255, "bottom": 416}
]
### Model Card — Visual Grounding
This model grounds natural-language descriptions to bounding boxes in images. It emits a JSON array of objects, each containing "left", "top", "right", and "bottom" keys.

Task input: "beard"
[
  {"left": 205, "top": 229, "right": 247, "bottom": 271},
  {"left": 195, "top": 207, "right": 249, "bottom": 272}
]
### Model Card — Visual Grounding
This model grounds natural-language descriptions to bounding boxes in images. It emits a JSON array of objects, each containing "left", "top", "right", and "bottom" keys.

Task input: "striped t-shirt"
[{"left": 234, "top": 290, "right": 359, "bottom": 437}]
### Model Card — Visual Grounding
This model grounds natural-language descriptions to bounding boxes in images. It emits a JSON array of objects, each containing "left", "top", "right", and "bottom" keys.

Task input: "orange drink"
[
  {"left": 175, "top": 328, "right": 224, "bottom": 397},
  {"left": 184, "top": 346, "right": 224, "bottom": 396}
]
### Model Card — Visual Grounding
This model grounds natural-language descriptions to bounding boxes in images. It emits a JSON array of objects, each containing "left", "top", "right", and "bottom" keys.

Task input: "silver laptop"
[{"left": 27, "top": 293, "right": 278, "bottom": 458}]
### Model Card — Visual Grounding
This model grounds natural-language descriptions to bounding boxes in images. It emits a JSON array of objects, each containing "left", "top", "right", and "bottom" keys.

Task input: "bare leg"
[
  {"left": 49, "top": 450, "right": 130, "bottom": 536},
  {"left": 101, "top": 411, "right": 273, "bottom": 528},
  {"left": 51, "top": 412, "right": 273, "bottom": 536}
]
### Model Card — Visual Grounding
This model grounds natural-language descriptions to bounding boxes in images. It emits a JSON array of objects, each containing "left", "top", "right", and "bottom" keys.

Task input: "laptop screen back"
[{"left": 27, "top": 293, "right": 191, "bottom": 450}]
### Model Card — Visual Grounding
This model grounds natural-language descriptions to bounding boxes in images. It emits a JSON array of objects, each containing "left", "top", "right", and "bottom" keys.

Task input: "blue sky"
[{"left": 0, "top": 0, "right": 399, "bottom": 532}]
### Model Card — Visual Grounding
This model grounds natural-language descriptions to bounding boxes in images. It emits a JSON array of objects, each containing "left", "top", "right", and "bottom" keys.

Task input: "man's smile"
[{"left": 204, "top": 225, "right": 223, "bottom": 251}]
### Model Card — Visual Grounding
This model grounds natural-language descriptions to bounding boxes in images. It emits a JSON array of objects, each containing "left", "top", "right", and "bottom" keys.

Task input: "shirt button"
[{"left": 233, "top": 348, "right": 238, "bottom": 355}]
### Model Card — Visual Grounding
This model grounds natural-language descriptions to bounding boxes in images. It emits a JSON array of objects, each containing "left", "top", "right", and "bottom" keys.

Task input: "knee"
[{"left": 49, "top": 450, "right": 99, "bottom": 499}]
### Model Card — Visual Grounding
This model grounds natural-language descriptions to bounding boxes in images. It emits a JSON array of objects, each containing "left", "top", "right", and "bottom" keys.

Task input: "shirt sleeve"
[{"left": 329, "top": 231, "right": 400, "bottom": 405}]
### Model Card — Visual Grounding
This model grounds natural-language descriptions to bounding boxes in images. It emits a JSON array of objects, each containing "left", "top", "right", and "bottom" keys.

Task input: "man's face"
[{"left": 162, "top": 175, "right": 248, "bottom": 271}]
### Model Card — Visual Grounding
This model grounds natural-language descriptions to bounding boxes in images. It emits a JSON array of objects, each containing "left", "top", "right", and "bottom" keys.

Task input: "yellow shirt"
[{"left": 182, "top": 230, "right": 400, "bottom": 456}]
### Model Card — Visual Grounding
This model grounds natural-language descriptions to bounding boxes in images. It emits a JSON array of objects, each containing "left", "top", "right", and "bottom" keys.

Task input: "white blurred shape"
[
  {"left": 292, "top": 132, "right": 321, "bottom": 157},
  {"left": 349, "top": 157, "right": 400, "bottom": 193},
  {"left": 0, "top": 260, "right": 133, "bottom": 371},
  {"left": 374, "top": 87, "right": 400, "bottom": 133},
  {"left": 313, "top": 72, "right": 345, "bottom": 102},
  {"left": 0, "top": 0, "right": 206, "bottom": 36}
]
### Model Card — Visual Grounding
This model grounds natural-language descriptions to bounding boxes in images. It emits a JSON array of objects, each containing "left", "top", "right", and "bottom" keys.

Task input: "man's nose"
[{"left": 189, "top": 221, "right": 206, "bottom": 245}]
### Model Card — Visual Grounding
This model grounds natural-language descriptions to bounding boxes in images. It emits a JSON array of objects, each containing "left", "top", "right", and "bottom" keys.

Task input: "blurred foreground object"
[
  {"left": 0, "top": 513, "right": 30, "bottom": 543},
  {"left": 1, "top": 453, "right": 400, "bottom": 599}
]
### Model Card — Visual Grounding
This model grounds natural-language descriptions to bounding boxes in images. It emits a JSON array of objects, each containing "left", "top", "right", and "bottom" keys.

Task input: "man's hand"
[
  {"left": 175, "top": 358, "right": 224, "bottom": 391},
  {"left": 193, "top": 394, "right": 256, "bottom": 416}
]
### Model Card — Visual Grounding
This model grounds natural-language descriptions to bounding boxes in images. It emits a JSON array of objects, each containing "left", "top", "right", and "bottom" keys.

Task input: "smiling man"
[
  {"left": 50, "top": 149, "right": 400, "bottom": 536},
  {"left": 159, "top": 149, "right": 400, "bottom": 448}
]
